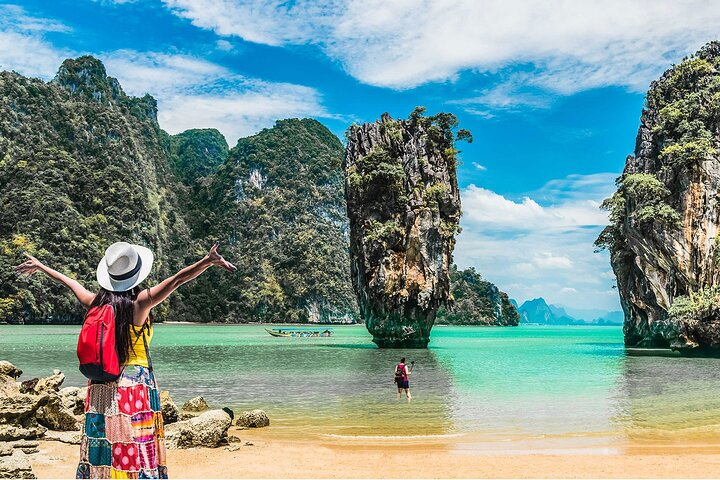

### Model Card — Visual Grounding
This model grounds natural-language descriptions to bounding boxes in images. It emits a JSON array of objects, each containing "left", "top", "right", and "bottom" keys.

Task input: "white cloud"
[
  {"left": 460, "top": 183, "right": 609, "bottom": 231},
  {"left": 161, "top": 0, "right": 720, "bottom": 93},
  {"left": 103, "top": 50, "right": 329, "bottom": 143},
  {"left": 0, "top": 7, "right": 332, "bottom": 145},
  {"left": 163, "top": 0, "right": 339, "bottom": 46},
  {"left": 455, "top": 173, "right": 620, "bottom": 310},
  {"left": 156, "top": 85, "right": 326, "bottom": 143},
  {"left": 464, "top": 108, "right": 496, "bottom": 119},
  {"left": 0, "top": 5, "right": 71, "bottom": 78},
  {"left": 0, "top": 4, "right": 70, "bottom": 33},
  {"left": 472, "top": 162, "right": 487, "bottom": 171},
  {"left": 215, "top": 39, "right": 234, "bottom": 51},
  {"left": 91, "top": 0, "right": 140, "bottom": 4},
  {"left": 449, "top": 73, "right": 554, "bottom": 112},
  {"left": 534, "top": 252, "right": 573, "bottom": 270},
  {"left": 0, "top": 30, "right": 68, "bottom": 78}
]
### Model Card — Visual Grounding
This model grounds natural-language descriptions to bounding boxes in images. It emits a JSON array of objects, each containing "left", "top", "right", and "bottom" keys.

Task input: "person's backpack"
[
  {"left": 77, "top": 305, "right": 121, "bottom": 382},
  {"left": 394, "top": 363, "right": 405, "bottom": 383}
]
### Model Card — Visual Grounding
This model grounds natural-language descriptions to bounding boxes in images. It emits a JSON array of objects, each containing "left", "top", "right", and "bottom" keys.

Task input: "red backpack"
[
  {"left": 394, "top": 363, "right": 406, "bottom": 383},
  {"left": 77, "top": 305, "right": 121, "bottom": 382}
]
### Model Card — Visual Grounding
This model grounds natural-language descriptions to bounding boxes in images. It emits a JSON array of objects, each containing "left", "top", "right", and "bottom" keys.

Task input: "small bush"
[{"left": 668, "top": 286, "right": 720, "bottom": 320}]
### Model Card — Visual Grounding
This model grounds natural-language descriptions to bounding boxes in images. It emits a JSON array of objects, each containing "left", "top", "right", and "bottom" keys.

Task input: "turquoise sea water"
[{"left": 2, "top": 324, "right": 720, "bottom": 450}]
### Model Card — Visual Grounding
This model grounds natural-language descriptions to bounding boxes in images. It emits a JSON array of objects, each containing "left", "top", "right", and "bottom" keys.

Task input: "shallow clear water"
[{"left": 2, "top": 324, "right": 720, "bottom": 448}]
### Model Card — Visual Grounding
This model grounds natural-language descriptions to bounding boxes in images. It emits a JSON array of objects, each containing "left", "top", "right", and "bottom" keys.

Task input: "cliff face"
[
  {"left": 344, "top": 109, "right": 468, "bottom": 347},
  {"left": 0, "top": 57, "right": 357, "bottom": 324},
  {"left": 598, "top": 41, "right": 720, "bottom": 354},
  {"left": 0, "top": 56, "right": 190, "bottom": 323},
  {"left": 166, "top": 119, "right": 358, "bottom": 324},
  {"left": 436, "top": 266, "right": 519, "bottom": 326}
]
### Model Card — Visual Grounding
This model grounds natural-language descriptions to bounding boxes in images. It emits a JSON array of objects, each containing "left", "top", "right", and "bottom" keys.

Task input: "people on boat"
[
  {"left": 394, "top": 357, "right": 412, "bottom": 401},
  {"left": 15, "top": 241, "right": 236, "bottom": 479}
]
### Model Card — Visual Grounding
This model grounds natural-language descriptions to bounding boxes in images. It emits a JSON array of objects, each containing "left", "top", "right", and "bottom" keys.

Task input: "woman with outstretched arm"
[{"left": 15, "top": 241, "right": 236, "bottom": 479}]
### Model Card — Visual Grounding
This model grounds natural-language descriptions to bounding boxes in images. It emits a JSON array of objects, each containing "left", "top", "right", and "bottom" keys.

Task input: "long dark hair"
[{"left": 90, "top": 286, "right": 150, "bottom": 366}]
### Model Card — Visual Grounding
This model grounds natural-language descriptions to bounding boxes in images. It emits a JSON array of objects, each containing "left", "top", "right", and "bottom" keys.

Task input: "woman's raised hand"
[
  {"left": 207, "top": 242, "right": 237, "bottom": 272},
  {"left": 15, "top": 252, "right": 45, "bottom": 278}
]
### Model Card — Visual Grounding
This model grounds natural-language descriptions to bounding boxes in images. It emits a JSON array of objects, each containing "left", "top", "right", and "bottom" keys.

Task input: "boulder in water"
[
  {"left": 235, "top": 410, "right": 270, "bottom": 428},
  {"left": 344, "top": 109, "right": 465, "bottom": 348},
  {"left": 165, "top": 409, "right": 232, "bottom": 449},
  {"left": 178, "top": 411, "right": 197, "bottom": 421},
  {"left": 597, "top": 41, "right": 720, "bottom": 353},
  {"left": 181, "top": 396, "right": 208, "bottom": 412},
  {"left": 160, "top": 391, "right": 179, "bottom": 424}
]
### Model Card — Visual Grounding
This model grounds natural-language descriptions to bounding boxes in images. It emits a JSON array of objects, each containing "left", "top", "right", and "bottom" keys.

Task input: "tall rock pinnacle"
[{"left": 344, "top": 108, "right": 469, "bottom": 348}]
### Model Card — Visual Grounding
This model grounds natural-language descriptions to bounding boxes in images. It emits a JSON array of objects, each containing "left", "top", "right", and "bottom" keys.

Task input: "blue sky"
[{"left": 3, "top": 0, "right": 720, "bottom": 311}]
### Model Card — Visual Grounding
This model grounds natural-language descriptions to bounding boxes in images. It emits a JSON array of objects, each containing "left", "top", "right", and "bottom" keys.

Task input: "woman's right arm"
[
  {"left": 15, "top": 253, "right": 95, "bottom": 307},
  {"left": 133, "top": 243, "right": 235, "bottom": 325}
]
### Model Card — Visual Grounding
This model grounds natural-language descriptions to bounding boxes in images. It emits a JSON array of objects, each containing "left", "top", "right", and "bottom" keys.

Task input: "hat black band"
[{"left": 109, "top": 256, "right": 142, "bottom": 281}]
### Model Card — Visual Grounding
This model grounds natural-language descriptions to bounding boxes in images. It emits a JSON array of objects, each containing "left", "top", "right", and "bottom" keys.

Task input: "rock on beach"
[
  {"left": 165, "top": 410, "right": 232, "bottom": 449},
  {"left": 236, "top": 409, "right": 270, "bottom": 428}
]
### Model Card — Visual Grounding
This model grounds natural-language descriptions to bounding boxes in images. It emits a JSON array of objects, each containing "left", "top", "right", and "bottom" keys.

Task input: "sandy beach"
[{"left": 30, "top": 426, "right": 720, "bottom": 479}]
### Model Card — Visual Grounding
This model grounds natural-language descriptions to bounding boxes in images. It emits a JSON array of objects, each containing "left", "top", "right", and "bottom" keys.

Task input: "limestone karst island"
[{"left": 2, "top": 2, "right": 720, "bottom": 479}]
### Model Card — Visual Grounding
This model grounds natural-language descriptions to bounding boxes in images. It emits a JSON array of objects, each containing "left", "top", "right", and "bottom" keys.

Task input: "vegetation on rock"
[
  {"left": 344, "top": 108, "right": 469, "bottom": 347},
  {"left": 168, "top": 128, "right": 228, "bottom": 183},
  {"left": 597, "top": 41, "right": 720, "bottom": 353},
  {"left": 436, "top": 266, "right": 519, "bottom": 326},
  {"left": 179, "top": 118, "right": 357, "bottom": 323},
  {"left": 0, "top": 57, "right": 356, "bottom": 324},
  {"left": 0, "top": 56, "right": 190, "bottom": 323}
]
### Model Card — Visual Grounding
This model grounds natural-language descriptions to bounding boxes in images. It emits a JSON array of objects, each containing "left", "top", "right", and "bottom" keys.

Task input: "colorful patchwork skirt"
[{"left": 76, "top": 365, "right": 168, "bottom": 479}]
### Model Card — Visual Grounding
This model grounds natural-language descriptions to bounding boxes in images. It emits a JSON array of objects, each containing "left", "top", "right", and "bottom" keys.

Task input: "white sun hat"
[{"left": 96, "top": 242, "right": 154, "bottom": 292}]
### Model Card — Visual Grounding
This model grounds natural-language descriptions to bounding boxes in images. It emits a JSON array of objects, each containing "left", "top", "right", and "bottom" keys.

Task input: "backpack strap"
[
  {"left": 141, "top": 325, "right": 153, "bottom": 372},
  {"left": 120, "top": 322, "right": 152, "bottom": 375}
]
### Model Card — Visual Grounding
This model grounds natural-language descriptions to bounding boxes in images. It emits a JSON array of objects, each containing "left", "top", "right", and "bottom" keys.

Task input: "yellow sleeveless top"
[{"left": 126, "top": 323, "right": 153, "bottom": 368}]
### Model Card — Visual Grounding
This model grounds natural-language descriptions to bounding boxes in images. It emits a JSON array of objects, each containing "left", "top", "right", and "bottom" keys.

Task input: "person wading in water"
[
  {"left": 15, "top": 241, "right": 236, "bottom": 479},
  {"left": 394, "top": 357, "right": 413, "bottom": 401}
]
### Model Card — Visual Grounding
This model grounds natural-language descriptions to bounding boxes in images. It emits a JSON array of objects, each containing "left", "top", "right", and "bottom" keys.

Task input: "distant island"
[
  {"left": 436, "top": 266, "right": 519, "bottom": 326},
  {"left": 516, "top": 298, "right": 622, "bottom": 326}
]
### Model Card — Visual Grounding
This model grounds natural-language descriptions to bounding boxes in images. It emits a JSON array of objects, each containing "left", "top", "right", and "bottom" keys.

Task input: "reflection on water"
[
  {"left": 432, "top": 327, "right": 626, "bottom": 442},
  {"left": 613, "top": 354, "right": 720, "bottom": 447},
  {"left": 0, "top": 324, "right": 455, "bottom": 437},
  {"left": 3, "top": 324, "right": 720, "bottom": 447}
]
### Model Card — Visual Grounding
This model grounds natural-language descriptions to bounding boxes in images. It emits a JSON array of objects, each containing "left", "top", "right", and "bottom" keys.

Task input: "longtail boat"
[{"left": 265, "top": 327, "right": 334, "bottom": 338}]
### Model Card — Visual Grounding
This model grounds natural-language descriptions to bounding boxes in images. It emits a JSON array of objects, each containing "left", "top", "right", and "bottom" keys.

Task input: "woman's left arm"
[{"left": 15, "top": 253, "right": 95, "bottom": 307}]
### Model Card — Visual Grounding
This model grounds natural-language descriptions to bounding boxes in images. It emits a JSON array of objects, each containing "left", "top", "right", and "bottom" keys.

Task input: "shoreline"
[{"left": 30, "top": 427, "right": 720, "bottom": 479}]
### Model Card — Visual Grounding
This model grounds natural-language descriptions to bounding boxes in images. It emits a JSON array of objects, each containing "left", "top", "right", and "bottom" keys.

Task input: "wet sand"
[{"left": 31, "top": 427, "right": 720, "bottom": 479}]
